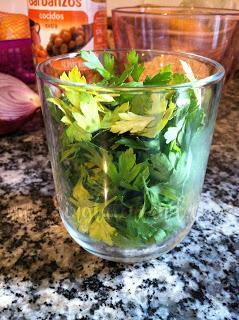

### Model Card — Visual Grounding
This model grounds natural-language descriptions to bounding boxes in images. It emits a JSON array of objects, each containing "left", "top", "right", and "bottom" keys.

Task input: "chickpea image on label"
[
  {"left": 46, "top": 25, "right": 88, "bottom": 56},
  {"left": 60, "top": 43, "right": 68, "bottom": 54},
  {"left": 54, "top": 36, "right": 63, "bottom": 48},
  {"left": 76, "top": 34, "right": 84, "bottom": 46},
  {"left": 68, "top": 40, "right": 76, "bottom": 50},
  {"left": 61, "top": 30, "right": 71, "bottom": 43}
]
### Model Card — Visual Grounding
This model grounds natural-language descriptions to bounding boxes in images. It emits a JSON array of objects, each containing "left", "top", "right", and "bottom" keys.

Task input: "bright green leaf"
[
  {"left": 81, "top": 50, "right": 111, "bottom": 79},
  {"left": 103, "top": 52, "right": 115, "bottom": 75}
]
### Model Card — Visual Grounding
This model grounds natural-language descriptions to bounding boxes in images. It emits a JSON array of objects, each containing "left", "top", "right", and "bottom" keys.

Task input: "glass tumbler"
[
  {"left": 37, "top": 50, "right": 224, "bottom": 262},
  {"left": 112, "top": 6, "right": 239, "bottom": 80}
]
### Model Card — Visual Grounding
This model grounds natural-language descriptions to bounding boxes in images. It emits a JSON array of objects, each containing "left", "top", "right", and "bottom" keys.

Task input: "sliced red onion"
[{"left": 0, "top": 73, "right": 40, "bottom": 135}]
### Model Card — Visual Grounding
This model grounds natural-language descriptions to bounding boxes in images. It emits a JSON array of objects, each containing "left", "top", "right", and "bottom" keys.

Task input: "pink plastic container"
[
  {"left": 0, "top": 38, "right": 35, "bottom": 84},
  {"left": 0, "top": 6, "right": 35, "bottom": 84}
]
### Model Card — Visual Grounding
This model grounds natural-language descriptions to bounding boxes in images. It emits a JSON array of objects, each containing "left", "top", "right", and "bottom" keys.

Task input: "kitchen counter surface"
[{"left": 0, "top": 77, "right": 238, "bottom": 320}]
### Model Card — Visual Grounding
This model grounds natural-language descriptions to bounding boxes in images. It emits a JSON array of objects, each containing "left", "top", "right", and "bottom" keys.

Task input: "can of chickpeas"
[{"left": 27, "top": 0, "right": 107, "bottom": 64}]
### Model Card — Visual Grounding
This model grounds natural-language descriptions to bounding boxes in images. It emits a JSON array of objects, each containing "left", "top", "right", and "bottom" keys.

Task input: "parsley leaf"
[
  {"left": 72, "top": 92, "right": 100, "bottom": 133},
  {"left": 108, "top": 148, "right": 149, "bottom": 191},
  {"left": 60, "top": 65, "right": 87, "bottom": 83},
  {"left": 125, "top": 49, "right": 145, "bottom": 82},
  {"left": 103, "top": 52, "right": 115, "bottom": 75},
  {"left": 131, "top": 93, "right": 152, "bottom": 115},
  {"left": 110, "top": 112, "right": 154, "bottom": 135},
  {"left": 66, "top": 122, "right": 92, "bottom": 143},
  {"left": 46, "top": 49, "right": 206, "bottom": 248},
  {"left": 73, "top": 179, "right": 117, "bottom": 245},
  {"left": 144, "top": 65, "right": 172, "bottom": 86},
  {"left": 141, "top": 100, "right": 176, "bottom": 138},
  {"left": 149, "top": 153, "right": 173, "bottom": 183},
  {"left": 101, "top": 102, "right": 129, "bottom": 129},
  {"left": 80, "top": 50, "right": 111, "bottom": 79}
]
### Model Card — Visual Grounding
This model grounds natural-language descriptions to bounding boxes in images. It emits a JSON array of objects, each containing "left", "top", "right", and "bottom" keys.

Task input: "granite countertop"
[{"left": 0, "top": 77, "right": 238, "bottom": 320}]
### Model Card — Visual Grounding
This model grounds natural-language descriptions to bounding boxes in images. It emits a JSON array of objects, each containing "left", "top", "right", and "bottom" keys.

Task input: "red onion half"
[{"left": 0, "top": 73, "right": 40, "bottom": 135}]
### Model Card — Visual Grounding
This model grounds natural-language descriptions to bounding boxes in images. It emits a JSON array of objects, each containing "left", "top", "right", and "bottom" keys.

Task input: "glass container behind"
[{"left": 112, "top": 6, "right": 239, "bottom": 81}]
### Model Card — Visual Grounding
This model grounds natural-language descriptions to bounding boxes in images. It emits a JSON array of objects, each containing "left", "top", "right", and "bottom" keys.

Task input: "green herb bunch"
[{"left": 48, "top": 50, "right": 205, "bottom": 247}]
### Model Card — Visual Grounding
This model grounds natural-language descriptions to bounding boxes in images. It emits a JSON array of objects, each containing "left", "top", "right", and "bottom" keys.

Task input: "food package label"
[{"left": 27, "top": 0, "right": 107, "bottom": 63}]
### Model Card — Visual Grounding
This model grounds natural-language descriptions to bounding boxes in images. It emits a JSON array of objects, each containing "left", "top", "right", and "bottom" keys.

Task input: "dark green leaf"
[
  {"left": 144, "top": 65, "right": 172, "bottom": 86},
  {"left": 149, "top": 153, "right": 173, "bottom": 183},
  {"left": 116, "top": 137, "right": 159, "bottom": 152}
]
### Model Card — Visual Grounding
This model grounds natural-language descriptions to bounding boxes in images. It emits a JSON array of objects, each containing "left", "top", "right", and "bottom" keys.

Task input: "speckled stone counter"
[{"left": 0, "top": 77, "right": 238, "bottom": 320}]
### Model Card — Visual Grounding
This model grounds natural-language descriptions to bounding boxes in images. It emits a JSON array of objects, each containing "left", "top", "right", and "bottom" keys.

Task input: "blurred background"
[
  {"left": 107, "top": 0, "right": 239, "bottom": 15},
  {"left": 0, "top": 0, "right": 239, "bottom": 136}
]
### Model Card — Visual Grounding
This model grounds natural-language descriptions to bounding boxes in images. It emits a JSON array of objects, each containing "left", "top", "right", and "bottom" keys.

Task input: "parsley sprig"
[{"left": 48, "top": 50, "right": 204, "bottom": 246}]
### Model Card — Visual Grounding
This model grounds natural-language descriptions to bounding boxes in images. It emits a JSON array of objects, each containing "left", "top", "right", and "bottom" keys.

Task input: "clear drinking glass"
[
  {"left": 112, "top": 6, "right": 239, "bottom": 80},
  {"left": 36, "top": 50, "right": 224, "bottom": 262}
]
